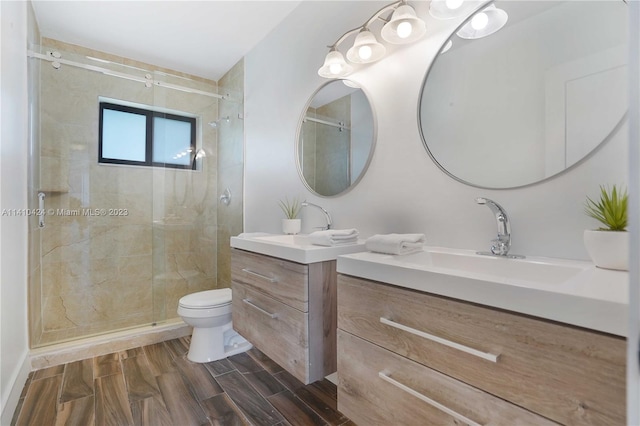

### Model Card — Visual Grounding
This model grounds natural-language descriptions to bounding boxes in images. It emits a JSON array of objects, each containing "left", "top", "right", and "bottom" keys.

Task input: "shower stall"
[{"left": 27, "top": 39, "right": 244, "bottom": 348}]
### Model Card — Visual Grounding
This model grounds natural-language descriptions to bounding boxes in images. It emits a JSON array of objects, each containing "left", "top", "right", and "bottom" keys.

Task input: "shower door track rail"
[
  {"left": 27, "top": 50, "right": 228, "bottom": 100},
  {"left": 303, "top": 115, "right": 351, "bottom": 131}
]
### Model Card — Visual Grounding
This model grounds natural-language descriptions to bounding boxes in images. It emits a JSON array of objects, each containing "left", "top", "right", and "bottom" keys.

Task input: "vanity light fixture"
[
  {"left": 318, "top": 48, "right": 354, "bottom": 78},
  {"left": 194, "top": 148, "right": 206, "bottom": 160},
  {"left": 456, "top": 4, "right": 508, "bottom": 39},
  {"left": 318, "top": 0, "right": 426, "bottom": 79},
  {"left": 346, "top": 29, "right": 386, "bottom": 63},
  {"left": 440, "top": 39, "right": 453, "bottom": 54},
  {"left": 429, "top": 0, "right": 474, "bottom": 20},
  {"left": 380, "top": 3, "right": 426, "bottom": 44}
]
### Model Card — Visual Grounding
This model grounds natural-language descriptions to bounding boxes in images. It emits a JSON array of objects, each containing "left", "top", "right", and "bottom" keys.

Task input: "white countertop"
[
  {"left": 230, "top": 233, "right": 366, "bottom": 264},
  {"left": 337, "top": 247, "right": 629, "bottom": 337}
]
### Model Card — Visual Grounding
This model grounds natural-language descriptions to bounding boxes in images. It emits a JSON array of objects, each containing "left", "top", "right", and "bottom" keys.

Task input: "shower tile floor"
[{"left": 12, "top": 337, "right": 354, "bottom": 426}]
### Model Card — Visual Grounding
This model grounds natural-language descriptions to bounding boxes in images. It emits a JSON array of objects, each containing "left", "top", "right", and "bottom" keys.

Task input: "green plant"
[
  {"left": 584, "top": 185, "right": 628, "bottom": 231},
  {"left": 278, "top": 197, "right": 302, "bottom": 219}
]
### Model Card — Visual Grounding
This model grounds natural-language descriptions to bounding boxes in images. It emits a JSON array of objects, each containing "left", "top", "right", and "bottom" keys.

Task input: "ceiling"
[{"left": 31, "top": 1, "right": 303, "bottom": 81}]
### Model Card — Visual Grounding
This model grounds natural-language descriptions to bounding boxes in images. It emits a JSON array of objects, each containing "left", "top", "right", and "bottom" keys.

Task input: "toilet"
[{"left": 177, "top": 288, "right": 251, "bottom": 363}]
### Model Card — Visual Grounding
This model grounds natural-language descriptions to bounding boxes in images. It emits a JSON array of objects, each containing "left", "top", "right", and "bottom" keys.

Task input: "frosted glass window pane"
[
  {"left": 102, "top": 109, "right": 146, "bottom": 162},
  {"left": 153, "top": 117, "right": 192, "bottom": 166}
]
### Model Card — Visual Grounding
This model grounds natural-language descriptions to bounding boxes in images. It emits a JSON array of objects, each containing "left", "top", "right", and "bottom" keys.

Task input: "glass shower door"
[
  {"left": 29, "top": 43, "right": 225, "bottom": 347},
  {"left": 150, "top": 70, "right": 220, "bottom": 325},
  {"left": 34, "top": 44, "right": 157, "bottom": 346}
]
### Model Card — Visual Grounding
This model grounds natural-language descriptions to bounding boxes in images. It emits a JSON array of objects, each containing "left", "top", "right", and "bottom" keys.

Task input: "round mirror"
[
  {"left": 296, "top": 80, "right": 376, "bottom": 197},
  {"left": 419, "top": 1, "right": 628, "bottom": 189}
]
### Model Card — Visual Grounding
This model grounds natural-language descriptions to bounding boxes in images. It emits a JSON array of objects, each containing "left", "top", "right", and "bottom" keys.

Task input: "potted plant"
[
  {"left": 583, "top": 185, "right": 628, "bottom": 270},
  {"left": 279, "top": 197, "right": 302, "bottom": 235}
]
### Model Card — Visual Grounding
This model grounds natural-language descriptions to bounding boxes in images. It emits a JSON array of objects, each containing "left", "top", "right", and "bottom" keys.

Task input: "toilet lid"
[{"left": 179, "top": 288, "right": 232, "bottom": 308}]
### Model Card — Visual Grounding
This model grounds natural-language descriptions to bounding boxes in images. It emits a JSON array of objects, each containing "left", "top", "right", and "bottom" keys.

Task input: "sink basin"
[
  {"left": 337, "top": 246, "right": 628, "bottom": 336},
  {"left": 394, "top": 250, "right": 587, "bottom": 286},
  {"left": 230, "top": 233, "right": 365, "bottom": 264}
]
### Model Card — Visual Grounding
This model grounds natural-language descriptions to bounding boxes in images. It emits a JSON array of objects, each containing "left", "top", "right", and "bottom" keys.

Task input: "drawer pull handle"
[
  {"left": 378, "top": 371, "right": 482, "bottom": 426},
  {"left": 380, "top": 317, "right": 499, "bottom": 363},
  {"left": 241, "top": 268, "right": 278, "bottom": 283},
  {"left": 243, "top": 298, "right": 278, "bottom": 319}
]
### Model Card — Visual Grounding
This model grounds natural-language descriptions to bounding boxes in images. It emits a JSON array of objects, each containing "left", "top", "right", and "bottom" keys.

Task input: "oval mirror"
[
  {"left": 296, "top": 80, "right": 376, "bottom": 197},
  {"left": 419, "top": 0, "right": 628, "bottom": 189}
]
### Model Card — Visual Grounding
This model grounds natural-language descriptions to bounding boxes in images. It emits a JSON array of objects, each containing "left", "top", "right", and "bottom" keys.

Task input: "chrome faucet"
[
  {"left": 476, "top": 197, "right": 523, "bottom": 258},
  {"left": 301, "top": 201, "right": 332, "bottom": 230}
]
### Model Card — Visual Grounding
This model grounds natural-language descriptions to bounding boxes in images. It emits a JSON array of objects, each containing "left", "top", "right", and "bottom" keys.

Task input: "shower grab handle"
[
  {"left": 242, "top": 299, "right": 278, "bottom": 319},
  {"left": 38, "top": 192, "right": 45, "bottom": 228},
  {"left": 241, "top": 268, "right": 278, "bottom": 283}
]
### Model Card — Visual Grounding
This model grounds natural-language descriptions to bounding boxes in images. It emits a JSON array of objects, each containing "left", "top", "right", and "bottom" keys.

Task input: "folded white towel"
[
  {"left": 365, "top": 233, "right": 426, "bottom": 255},
  {"left": 309, "top": 229, "right": 359, "bottom": 247}
]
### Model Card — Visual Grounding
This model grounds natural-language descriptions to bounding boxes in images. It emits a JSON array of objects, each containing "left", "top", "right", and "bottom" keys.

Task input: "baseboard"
[
  {"left": 0, "top": 352, "right": 31, "bottom": 426},
  {"left": 325, "top": 372, "right": 338, "bottom": 385}
]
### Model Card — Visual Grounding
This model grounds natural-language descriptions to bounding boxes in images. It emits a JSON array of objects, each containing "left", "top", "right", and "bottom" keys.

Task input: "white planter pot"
[
  {"left": 282, "top": 219, "right": 301, "bottom": 235},
  {"left": 583, "top": 229, "right": 628, "bottom": 271}
]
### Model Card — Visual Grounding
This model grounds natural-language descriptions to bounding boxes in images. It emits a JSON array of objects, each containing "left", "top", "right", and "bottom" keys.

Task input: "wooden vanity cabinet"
[
  {"left": 337, "top": 274, "right": 626, "bottom": 426},
  {"left": 231, "top": 248, "right": 337, "bottom": 384}
]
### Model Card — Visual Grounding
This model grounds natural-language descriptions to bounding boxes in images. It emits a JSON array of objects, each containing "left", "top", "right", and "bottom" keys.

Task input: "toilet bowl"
[{"left": 177, "top": 288, "right": 251, "bottom": 363}]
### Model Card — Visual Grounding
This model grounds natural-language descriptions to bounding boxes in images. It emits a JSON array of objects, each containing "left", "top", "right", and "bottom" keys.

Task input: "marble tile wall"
[
  {"left": 32, "top": 39, "right": 223, "bottom": 346},
  {"left": 315, "top": 96, "right": 350, "bottom": 196}
]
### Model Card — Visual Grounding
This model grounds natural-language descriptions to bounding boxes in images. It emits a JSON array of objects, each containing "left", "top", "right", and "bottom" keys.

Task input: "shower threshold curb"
[{"left": 30, "top": 319, "right": 191, "bottom": 370}]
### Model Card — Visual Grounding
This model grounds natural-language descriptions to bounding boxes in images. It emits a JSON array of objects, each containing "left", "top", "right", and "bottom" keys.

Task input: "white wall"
[
  {"left": 350, "top": 89, "right": 374, "bottom": 185},
  {"left": 244, "top": 1, "right": 628, "bottom": 261},
  {"left": 0, "top": 2, "right": 31, "bottom": 424},
  {"left": 627, "top": 1, "right": 640, "bottom": 422}
]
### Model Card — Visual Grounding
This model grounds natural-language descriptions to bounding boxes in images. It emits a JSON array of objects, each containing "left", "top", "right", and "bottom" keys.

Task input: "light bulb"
[
  {"left": 396, "top": 21, "right": 413, "bottom": 39},
  {"left": 445, "top": 0, "right": 464, "bottom": 10},
  {"left": 471, "top": 12, "right": 489, "bottom": 30},
  {"left": 440, "top": 39, "right": 453, "bottom": 54},
  {"left": 329, "top": 63, "right": 343, "bottom": 75},
  {"left": 358, "top": 45, "right": 373, "bottom": 60}
]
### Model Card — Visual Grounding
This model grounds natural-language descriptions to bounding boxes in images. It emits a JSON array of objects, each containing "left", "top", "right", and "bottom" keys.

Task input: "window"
[{"left": 99, "top": 102, "right": 196, "bottom": 169}]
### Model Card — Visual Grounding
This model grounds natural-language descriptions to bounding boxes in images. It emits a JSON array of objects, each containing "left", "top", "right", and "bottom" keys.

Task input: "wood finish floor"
[{"left": 12, "top": 337, "right": 354, "bottom": 426}]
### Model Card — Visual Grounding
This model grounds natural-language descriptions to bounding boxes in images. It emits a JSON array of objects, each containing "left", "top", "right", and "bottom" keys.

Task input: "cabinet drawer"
[
  {"left": 232, "top": 249, "right": 308, "bottom": 311},
  {"left": 338, "top": 275, "right": 625, "bottom": 425},
  {"left": 338, "top": 330, "right": 556, "bottom": 426},
  {"left": 232, "top": 281, "right": 309, "bottom": 382}
]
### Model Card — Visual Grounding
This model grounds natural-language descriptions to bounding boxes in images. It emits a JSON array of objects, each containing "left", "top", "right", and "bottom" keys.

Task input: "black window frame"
[{"left": 99, "top": 102, "right": 197, "bottom": 170}]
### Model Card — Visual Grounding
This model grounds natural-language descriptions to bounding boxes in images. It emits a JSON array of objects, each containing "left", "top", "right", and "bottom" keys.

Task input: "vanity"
[
  {"left": 230, "top": 234, "right": 365, "bottom": 384},
  {"left": 335, "top": 248, "right": 627, "bottom": 425}
]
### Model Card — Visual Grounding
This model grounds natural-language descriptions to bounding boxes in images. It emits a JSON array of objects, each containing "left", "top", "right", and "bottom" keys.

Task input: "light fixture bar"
[
  {"left": 318, "top": 0, "right": 427, "bottom": 79},
  {"left": 330, "top": 1, "right": 402, "bottom": 48},
  {"left": 363, "top": 1, "right": 403, "bottom": 30}
]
